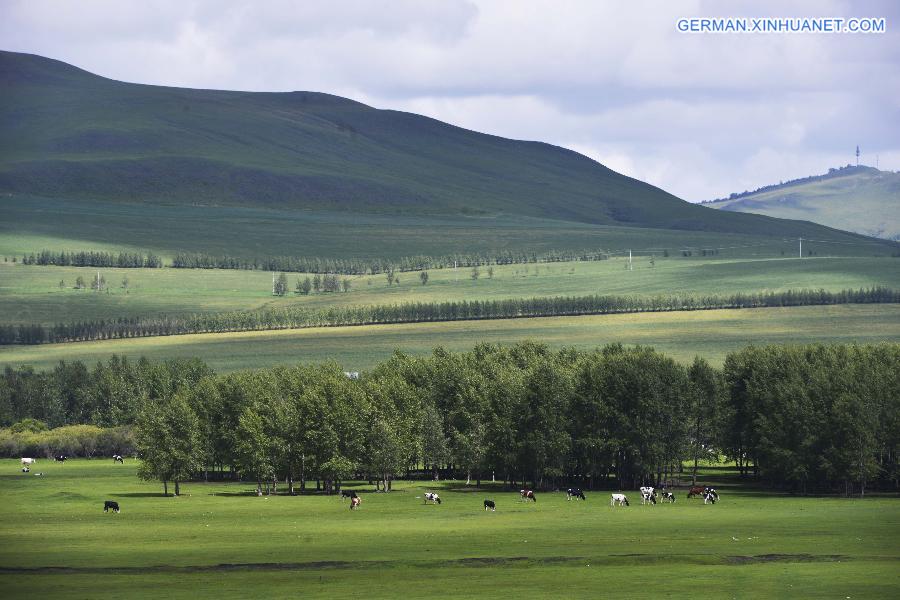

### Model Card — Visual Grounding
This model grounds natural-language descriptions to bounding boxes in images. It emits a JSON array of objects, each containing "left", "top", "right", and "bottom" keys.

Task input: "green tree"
[
  {"left": 273, "top": 273, "right": 288, "bottom": 296},
  {"left": 342, "top": 278, "right": 351, "bottom": 293},
  {"left": 419, "top": 271, "right": 429, "bottom": 285},
  {"left": 487, "top": 266, "right": 494, "bottom": 279},
  {"left": 297, "top": 277, "right": 312, "bottom": 295},
  {"left": 687, "top": 356, "right": 724, "bottom": 484},
  {"left": 135, "top": 393, "right": 204, "bottom": 496},
  {"left": 74, "top": 276, "right": 85, "bottom": 290},
  {"left": 58, "top": 279, "right": 65, "bottom": 290},
  {"left": 471, "top": 266, "right": 480, "bottom": 280}
]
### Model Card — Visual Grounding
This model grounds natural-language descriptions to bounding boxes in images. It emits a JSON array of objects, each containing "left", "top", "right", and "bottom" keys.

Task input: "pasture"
[
  {"left": 1, "top": 304, "right": 898, "bottom": 373},
  {"left": 0, "top": 459, "right": 898, "bottom": 599},
  {"left": 2, "top": 255, "right": 899, "bottom": 326}
]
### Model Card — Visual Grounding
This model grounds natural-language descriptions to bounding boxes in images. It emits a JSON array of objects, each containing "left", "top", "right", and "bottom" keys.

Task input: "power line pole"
[
  {"left": 856, "top": 145, "right": 860, "bottom": 167},
  {"left": 799, "top": 237, "right": 802, "bottom": 258}
]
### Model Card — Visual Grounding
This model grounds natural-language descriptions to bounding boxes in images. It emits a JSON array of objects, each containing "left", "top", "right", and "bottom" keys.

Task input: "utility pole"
[
  {"left": 627, "top": 250, "right": 633, "bottom": 271},
  {"left": 856, "top": 145, "right": 860, "bottom": 167},
  {"left": 799, "top": 237, "right": 802, "bottom": 258}
]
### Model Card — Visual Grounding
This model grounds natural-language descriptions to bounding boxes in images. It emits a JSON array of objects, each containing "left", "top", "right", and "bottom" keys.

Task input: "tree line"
[
  {"left": 20, "top": 250, "right": 162, "bottom": 268},
  {"left": 171, "top": 249, "right": 612, "bottom": 274},
  {"left": 1, "top": 342, "right": 897, "bottom": 496},
  {"left": 1, "top": 286, "right": 897, "bottom": 345}
]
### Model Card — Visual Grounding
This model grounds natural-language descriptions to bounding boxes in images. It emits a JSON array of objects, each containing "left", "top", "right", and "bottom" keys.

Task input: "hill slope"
[
  {"left": 704, "top": 166, "right": 900, "bottom": 241},
  {"left": 0, "top": 50, "right": 885, "bottom": 244}
]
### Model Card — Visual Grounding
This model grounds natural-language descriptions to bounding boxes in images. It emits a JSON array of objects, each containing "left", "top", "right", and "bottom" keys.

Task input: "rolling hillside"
[
  {"left": 0, "top": 50, "right": 889, "bottom": 247},
  {"left": 705, "top": 165, "right": 900, "bottom": 241}
]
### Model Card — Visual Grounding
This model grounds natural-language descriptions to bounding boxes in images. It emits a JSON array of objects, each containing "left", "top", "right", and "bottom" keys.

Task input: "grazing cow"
[
  {"left": 661, "top": 492, "right": 676, "bottom": 503},
  {"left": 54, "top": 455, "right": 67, "bottom": 462},
  {"left": 34, "top": 472, "right": 43, "bottom": 477},
  {"left": 639, "top": 486, "right": 657, "bottom": 505},
  {"left": 484, "top": 499, "right": 496, "bottom": 511},
  {"left": 21, "top": 458, "right": 34, "bottom": 466},
  {"left": 350, "top": 496, "right": 361, "bottom": 510},
  {"left": 704, "top": 488, "right": 720, "bottom": 504},
  {"left": 566, "top": 488, "right": 586, "bottom": 501},
  {"left": 103, "top": 500, "right": 120, "bottom": 513},
  {"left": 610, "top": 493, "right": 629, "bottom": 507},
  {"left": 113, "top": 455, "right": 124, "bottom": 464},
  {"left": 340, "top": 490, "right": 358, "bottom": 500},
  {"left": 520, "top": 489, "right": 537, "bottom": 502},
  {"left": 424, "top": 492, "right": 442, "bottom": 505},
  {"left": 687, "top": 485, "right": 706, "bottom": 499},
  {"left": 21, "top": 467, "right": 29, "bottom": 473}
]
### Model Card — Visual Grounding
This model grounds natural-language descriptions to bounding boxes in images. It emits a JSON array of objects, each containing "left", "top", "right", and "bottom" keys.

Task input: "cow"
[
  {"left": 113, "top": 455, "right": 124, "bottom": 464},
  {"left": 350, "top": 496, "right": 361, "bottom": 510},
  {"left": 424, "top": 492, "right": 442, "bottom": 505},
  {"left": 54, "top": 455, "right": 67, "bottom": 462},
  {"left": 639, "top": 486, "right": 657, "bottom": 505},
  {"left": 661, "top": 491, "right": 676, "bottom": 503},
  {"left": 103, "top": 500, "right": 120, "bottom": 513},
  {"left": 704, "top": 488, "right": 720, "bottom": 504},
  {"left": 21, "top": 467, "right": 29, "bottom": 473},
  {"left": 687, "top": 485, "right": 706, "bottom": 499},
  {"left": 610, "top": 493, "right": 630, "bottom": 507},
  {"left": 340, "top": 490, "right": 358, "bottom": 500},
  {"left": 34, "top": 472, "right": 43, "bottom": 477},
  {"left": 484, "top": 499, "right": 496, "bottom": 511},
  {"left": 520, "top": 489, "right": 537, "bottom": 502},
  {"left": 21, "top": 458, "right": 35, "bottom": 466},
  {"left": 566, "top": 488, "right": 586, "bottom": 501}
]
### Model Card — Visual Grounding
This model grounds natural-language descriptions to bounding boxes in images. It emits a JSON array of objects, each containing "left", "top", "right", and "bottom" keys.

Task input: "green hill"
[
  {"left": 704, "top": 165, "right": 900, "bottom": 241},
  {"left": 0, "top": 51, "right": 886, "bottom": 237}
]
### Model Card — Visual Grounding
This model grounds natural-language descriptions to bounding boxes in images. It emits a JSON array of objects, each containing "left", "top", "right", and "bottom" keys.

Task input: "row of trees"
[
  {"left": 20, "top": 250, "right": 162, "bottom": 268},
  {"left": 4, "top": 342, "right": 898, "bottom": 496},
  {"left": 2, "top": 286, "right": 897, "bottom": 345},
  {"left": 171, "top": 249, "right": 613, "bottom": 274}
]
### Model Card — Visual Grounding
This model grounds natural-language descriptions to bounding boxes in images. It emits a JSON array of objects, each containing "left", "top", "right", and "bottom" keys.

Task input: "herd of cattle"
[{"left": 17, "top": 457, "right": 721, "bottom": 514}]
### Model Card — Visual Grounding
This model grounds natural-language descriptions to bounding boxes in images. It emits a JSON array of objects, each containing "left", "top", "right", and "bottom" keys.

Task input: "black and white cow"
[
  {"left": 661, "top": 491, "right": 676, "bottom": 503},
  {"left": 484, "top": 499, "right": 496, "bottom": 511},
  {"left": 103, "top": 500, "right": 120, "bottom": 513},
  {"left": 703, "top": 488, "right": 719, "bottom": 504},
  {"left": 113, "top": 455, "right": 124, "bottom": 464},
  {"left": 424, "top": 492, "right": 442, "bottom": 505},
  {"left": 340, "top": 490, "right": 358, "bottom": 500},
  {"left": 21, "top": 458, "right": 35, "bottom": 466},
  {"left": 610, "top": 493, "right": 630, "bottom": 507},
  {"left": 21, "top": 466, "right": 29, "bottom": 473},
  {"left": 54, "top": 455, "right": 67, "bottom": 462},
  {"left": 566, "top": 488, "right": 586, "bottom": 500},
  {"left": 520, "top": 489, "right": 537, "bottom": 502},
  {"left": 640, "top": 486, "right": 657, "bottom": 505}
]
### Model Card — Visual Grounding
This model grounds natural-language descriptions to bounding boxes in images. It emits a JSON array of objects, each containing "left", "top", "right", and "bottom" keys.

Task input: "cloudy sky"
[{"left": 2, "top": 0, "right": 898, "bottom": 201}]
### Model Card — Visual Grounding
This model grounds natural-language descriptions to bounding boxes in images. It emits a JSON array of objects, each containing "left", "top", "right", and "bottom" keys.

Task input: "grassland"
[
  {"left": 1, "top": 459, "right": 898, "bottom": 599},
  {"left": 2, "top": 255, "right": 899, "bottom": 326},
  {"left": 1, "top": 304, "right": 897, "bottom": 373}
]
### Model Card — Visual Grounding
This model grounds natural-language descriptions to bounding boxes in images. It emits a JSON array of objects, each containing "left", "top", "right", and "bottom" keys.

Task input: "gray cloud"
[{"left": 1, "top": 0, "right": 897, "bottom": 200}]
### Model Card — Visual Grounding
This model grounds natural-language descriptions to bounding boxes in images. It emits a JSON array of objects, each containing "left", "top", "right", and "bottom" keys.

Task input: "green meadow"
[
  {"left": 2, "top": 255, "right": 899, "bottom": 326},
  {"left": 2, "top": 304, "right": 898, "bottom": 373},
  {"left": 0, "top": 459, "right": 898, "bottom": 599}
]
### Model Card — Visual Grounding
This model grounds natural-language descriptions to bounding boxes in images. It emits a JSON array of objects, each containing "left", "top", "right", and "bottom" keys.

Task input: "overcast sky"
[{"left": 2, "top": 0, "right": 898, "bottom": 201}]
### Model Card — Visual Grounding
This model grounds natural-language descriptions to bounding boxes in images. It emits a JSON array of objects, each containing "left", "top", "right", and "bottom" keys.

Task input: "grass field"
[
  {"left": 0, "top": 459, "right": 897, "bottom": 599},
  {"left": 1, "top": 304, "right": 897, "bottom": 373},
  {"left": 2, "top": 256, "right": 899, "bottom": 326}
]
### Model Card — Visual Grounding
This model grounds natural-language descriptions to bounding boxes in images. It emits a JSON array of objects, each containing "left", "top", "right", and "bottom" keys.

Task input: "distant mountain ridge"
[
  {"left": 0, "top": 50, "right": 889, "bottom": 244},
  {"left": 704, "top": 166, "right": 900, "bottom": 241}
]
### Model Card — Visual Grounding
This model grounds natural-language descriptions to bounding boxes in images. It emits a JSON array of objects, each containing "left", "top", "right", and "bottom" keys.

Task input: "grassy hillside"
[
  {"left": 0, "top": 50, "right": 890, "bottom": 246},
  {"left": 2, "top": 304, "right": 897, "bottom": 372},
  {"left": 706, "top": 166, "right": 900, "bottom": 241},
  {"left": 2, "top": 256, "right": 899, "bottom": 326}
]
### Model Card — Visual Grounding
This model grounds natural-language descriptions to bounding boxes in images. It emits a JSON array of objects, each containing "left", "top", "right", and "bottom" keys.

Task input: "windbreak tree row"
[{"left": 2, "top": 286, "right": 896, "bottom": 345}]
